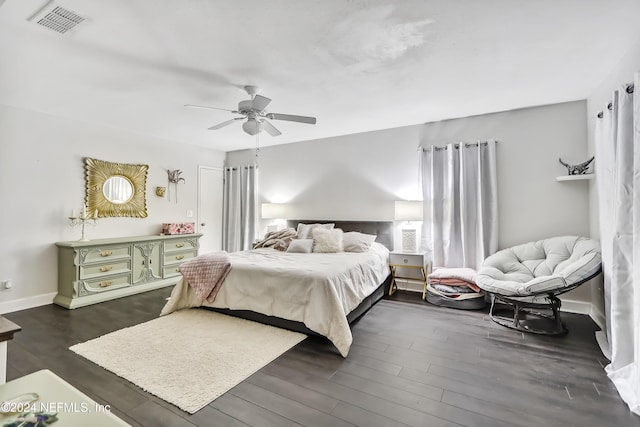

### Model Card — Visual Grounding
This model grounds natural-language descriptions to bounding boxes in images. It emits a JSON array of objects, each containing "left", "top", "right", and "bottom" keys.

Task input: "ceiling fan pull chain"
[{"left": 255, "top": 132, "right": 260, "bottom": 165}]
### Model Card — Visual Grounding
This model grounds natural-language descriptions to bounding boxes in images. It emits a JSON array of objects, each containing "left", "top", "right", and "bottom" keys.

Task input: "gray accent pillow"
[
  {"left": 343, "top": 232, "right": 377, "bottom": 252},
  {"left": 286, "top": 239, "right": 314, "bottom": 253}
]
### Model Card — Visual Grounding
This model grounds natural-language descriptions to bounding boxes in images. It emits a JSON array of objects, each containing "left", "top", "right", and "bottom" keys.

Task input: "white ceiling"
[{"left": 2, "top": 0, "right": 640, "bottom": 152}]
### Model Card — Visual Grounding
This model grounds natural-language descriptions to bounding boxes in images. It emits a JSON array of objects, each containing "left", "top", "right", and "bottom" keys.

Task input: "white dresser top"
[{"left": 56, "top": 233, "right": 203, "bottom": 248}]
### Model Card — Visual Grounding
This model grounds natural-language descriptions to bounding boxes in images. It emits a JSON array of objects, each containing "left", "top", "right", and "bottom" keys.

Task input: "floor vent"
[{"left": 30, "top": 1, "right": 84, "bottom": 34}]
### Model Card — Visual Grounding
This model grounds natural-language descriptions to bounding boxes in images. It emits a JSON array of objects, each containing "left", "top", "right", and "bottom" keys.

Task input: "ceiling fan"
[{"left": 185, "top": 85, "right": 316, "bottom": 137}]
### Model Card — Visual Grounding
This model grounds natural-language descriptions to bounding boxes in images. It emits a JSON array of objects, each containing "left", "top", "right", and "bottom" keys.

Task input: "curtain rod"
[
  {"left": 417, "top": 140, "right": 498, "bottom": 152},
  {"left": 224, "top": 164, "right": 258, "bottom": 171},
  {"left": 596, "top": 83, "right": 634, "bottom": 118}
]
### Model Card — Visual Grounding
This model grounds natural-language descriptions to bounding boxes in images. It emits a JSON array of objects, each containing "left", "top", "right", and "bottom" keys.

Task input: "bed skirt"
[{"left": 205, "top": 274, "right": 391, "bottom": 337}]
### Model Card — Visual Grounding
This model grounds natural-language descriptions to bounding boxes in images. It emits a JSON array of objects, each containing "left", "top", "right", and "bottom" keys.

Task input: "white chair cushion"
[{"left": 476, "top": 236, "right": 601, "bottom": 297}]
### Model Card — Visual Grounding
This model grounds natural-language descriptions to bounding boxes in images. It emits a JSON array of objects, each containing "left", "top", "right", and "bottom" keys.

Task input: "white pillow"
[
  {"left": 296, "top": 223, "right": 335, "bottom": 239},
  {"left": 286, "top": 239, "right": 314, "bottom": 253},
  {"left": 343, "top": 232, "right": 377, "bottom": 252},
  {"left": 312, "top": 228, "right": 344, "bottom": 253}
]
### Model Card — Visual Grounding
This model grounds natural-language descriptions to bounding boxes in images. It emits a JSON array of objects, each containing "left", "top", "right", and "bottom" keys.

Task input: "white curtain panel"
[
  {"left": 420, "top": 140, "right": 498, "bottom": 270},
  {"left": 222, "top": 165, "right": 258, "bottom": 252},
  {"left": 595, "top": 72, "right": 640, "bottom": 415},
  {"left": 594, "top": 92, "right": 617, "bottom": 359}
]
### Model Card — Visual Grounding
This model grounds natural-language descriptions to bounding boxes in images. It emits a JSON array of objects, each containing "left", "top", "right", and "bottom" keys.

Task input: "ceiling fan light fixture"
[
  {"left": 242, "top": 119, "right": 262, "bottom": 136},
  {"left": 186, "top": 85, "right": 316, "bottom": 137}
]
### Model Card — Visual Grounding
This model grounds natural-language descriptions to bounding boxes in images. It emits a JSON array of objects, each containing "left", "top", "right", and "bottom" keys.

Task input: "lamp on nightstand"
[
  {"left": 394, "top": 200, "right": 423, "bottom": 253},
  {"left": 261, "top": 203, "right": 286, "bottom": 232}
]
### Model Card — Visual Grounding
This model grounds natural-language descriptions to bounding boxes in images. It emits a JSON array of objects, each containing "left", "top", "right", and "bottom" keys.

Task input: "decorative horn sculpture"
[{"left": 558, "top": 156, "right": 594, "bottom": 175}]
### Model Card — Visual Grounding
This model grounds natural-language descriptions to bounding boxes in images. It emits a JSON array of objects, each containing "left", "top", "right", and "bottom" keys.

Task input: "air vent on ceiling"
[{"left": 29, "top": 1, "right": 84, "bottom": 34}]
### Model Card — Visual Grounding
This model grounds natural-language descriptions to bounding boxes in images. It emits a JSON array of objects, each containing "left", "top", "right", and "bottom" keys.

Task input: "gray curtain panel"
[
  {"left": 420, "top": 140, "right": 498, "bottom": 270},
  {"left": 222, "top": 165, "right": 258, "bottom": 252}
]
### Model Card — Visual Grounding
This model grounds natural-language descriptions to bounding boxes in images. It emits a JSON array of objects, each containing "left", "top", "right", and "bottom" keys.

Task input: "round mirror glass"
[{"left": 103, "top": 176, "right": 134, "bottom": 204}]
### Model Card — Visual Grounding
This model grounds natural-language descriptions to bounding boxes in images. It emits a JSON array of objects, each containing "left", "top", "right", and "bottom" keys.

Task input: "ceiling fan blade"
[
  {"left": 268, "top": 113, "right": 316, "bottom": 124},
  {"left": 261, "top": 120, "right": 282, "bottom": 137},
  {"left": 208, "top": 118, "right": 242, "bottom": 130},
  {"left": 185, "top": 104, "right": 237, "bottom": 113},
  {"left": 250, "top": 95, "right": 271, "bottom": 111}
]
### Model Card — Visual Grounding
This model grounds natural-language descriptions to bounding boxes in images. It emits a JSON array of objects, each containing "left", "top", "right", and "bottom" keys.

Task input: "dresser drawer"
[
  {"left": 81, "top": 273, "right": 131, "bottom": 294},
  {"left": 163, "top": 250, "right": 196, "bottom": 266},
  {"left": 389, "top": 252, "right": 426, "bottom": 267},
  {"left": 81, "top": 245, "right": 132, "bottom": 265},
  {"left": 164, "top": 239, "right": 197, "bottom": 253},
  {"left": 56, "top": 233, "right": 202, "bottom": 309},
  {"left": 80, "top": 260, "right": 131, "bottom": 280},
  {"left": 162, "top": 265, "right": 183, "bottom": 279}
]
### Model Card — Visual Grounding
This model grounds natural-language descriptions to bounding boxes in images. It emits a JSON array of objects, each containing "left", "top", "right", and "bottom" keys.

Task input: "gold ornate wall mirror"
[{"left": 85, "top": 157, "right": 149, "bottom": 218}]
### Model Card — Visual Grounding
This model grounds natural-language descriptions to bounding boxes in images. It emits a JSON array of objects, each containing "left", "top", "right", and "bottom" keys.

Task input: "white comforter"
[{"left": 161, "top": 243, "right": 390, "bottom": 357}]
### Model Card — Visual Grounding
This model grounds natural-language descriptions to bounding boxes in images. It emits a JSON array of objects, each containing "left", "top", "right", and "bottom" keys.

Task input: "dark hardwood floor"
[{"left": 4, "top": 288, "right": 638, "bottom": 427}]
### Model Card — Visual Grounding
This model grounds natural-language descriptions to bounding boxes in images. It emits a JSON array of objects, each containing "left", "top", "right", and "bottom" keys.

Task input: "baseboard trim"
[
  {"left": 560, "top": 298, "right": 592, "bottom": 316},
  {"left": 589, "top": 305, "right": 606, "bottom": 330},
  {"left": 0, "top": 292, "right": 56, "bottom": 315},
  {"left": 561, "top": 298, "right": 607, "bottom": 331}
]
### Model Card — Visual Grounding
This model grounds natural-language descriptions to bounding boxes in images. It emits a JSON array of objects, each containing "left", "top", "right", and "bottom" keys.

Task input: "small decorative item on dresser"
[
  {"left": 68, "top": 205, "right": 97, "bottom": 242},
  {"left": 162, "top": 222, "right": 195, "bottom": 235},
  {"left": 155, "top": 186, "right": 167, "bottom": 197},
  {"left": 558, "top": 156, "right": 595, "bottom": 175}
]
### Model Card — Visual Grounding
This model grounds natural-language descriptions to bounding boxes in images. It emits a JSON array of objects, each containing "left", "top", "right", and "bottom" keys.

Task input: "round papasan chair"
[{"left": 476, "top": 236, "right": 602, "bottom": 335}]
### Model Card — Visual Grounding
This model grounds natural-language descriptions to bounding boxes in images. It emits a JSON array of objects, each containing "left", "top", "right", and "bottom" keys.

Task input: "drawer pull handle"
[
  {"left": 176, "top": 243, "right": 185, "bottom": 248},
  {"left": 100, "top": 251, "right": 113, "bottom": 257},
  {"left": 99, "top": 266, "right": 113, "bottom": 272},
  {"left": 99, "top": 280, "right": 113, "bottom": 288},
  {"left": 176, "top": 255, "right": 185, "bottom": 260}
]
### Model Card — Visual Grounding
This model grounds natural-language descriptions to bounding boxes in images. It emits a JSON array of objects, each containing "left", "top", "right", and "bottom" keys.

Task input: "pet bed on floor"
[
  {"left": 425, "top": 284, "right": 486, "bottom": 309},
  {"left": 426, "top": 267, "right": 486, "bottom": 310}
]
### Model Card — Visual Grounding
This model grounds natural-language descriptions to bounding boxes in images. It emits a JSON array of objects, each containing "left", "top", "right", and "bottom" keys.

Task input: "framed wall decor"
[{"left": 85, "top": 157, "right": 149, "bottom": 218}]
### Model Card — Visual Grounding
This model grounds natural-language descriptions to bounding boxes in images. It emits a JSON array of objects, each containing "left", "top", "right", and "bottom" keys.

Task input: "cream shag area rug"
[{"left": 69, "top": 309, "right": 306, "bottom": 413}]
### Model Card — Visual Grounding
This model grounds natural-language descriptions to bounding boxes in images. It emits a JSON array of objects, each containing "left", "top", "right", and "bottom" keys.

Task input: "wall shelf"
[{"left": 556, "top": 174, "right": 595, "bottom": 182}]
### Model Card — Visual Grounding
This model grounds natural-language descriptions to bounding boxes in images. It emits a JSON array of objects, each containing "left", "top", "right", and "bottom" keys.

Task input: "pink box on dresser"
[{"left": 162, "top": 222, "right": 195, "bottom": 235}]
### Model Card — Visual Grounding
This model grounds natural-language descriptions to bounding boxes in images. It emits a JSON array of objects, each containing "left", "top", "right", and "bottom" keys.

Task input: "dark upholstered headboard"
[{"left": 286, "top": 220, "right": 394, "bottom": 251}]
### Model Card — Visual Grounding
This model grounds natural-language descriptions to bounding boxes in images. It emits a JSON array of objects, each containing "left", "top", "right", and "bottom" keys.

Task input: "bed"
[{"left": 161, "top": 220, "right": 393, "bottom": 357}]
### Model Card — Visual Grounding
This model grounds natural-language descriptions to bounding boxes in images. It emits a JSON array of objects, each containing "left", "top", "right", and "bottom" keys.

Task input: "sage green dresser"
[{"left": 54, "top": 234, "right": 202, "bottom": 309}]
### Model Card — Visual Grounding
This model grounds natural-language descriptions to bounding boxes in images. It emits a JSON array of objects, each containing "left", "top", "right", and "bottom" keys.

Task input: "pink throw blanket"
[{"left": 178, "top": 252, "right": 232, "bottom": 303}]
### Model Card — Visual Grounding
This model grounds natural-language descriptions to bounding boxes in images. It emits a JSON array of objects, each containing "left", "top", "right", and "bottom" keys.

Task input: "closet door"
[{"left": 198, "top": 166, "right": 223, "bottom": 254}]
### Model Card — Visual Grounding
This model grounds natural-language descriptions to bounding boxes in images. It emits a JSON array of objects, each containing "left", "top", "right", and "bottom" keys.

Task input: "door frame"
[{"left": 197, "top": 164, "right": 224, "bottom": 239}]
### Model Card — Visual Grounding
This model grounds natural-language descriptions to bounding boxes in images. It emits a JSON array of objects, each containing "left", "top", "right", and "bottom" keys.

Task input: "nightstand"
[{"left": 389, "top": 251, "right": 429, "bottom": 300}]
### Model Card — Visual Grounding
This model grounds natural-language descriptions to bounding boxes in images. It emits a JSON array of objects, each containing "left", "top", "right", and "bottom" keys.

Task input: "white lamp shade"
[
  {"left": 261, "top": 203, "right": 285, "bottom": 219},
  {"left": 394, "top": 201, "right": 423, "bottom": 221},
  {"left": 242, "top": 119, "right": 262, "bottom": 136}
]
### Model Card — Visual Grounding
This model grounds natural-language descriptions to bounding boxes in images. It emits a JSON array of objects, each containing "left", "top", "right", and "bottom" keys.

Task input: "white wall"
[
  {"left": 586, "top": 37, "right": 640, "bottom": 324},
  {"left": 227, "top": 101, "right": 593, "bottom": 301},
  {"left": 0, "top": 104, "right": 225, "bottom": 312}
]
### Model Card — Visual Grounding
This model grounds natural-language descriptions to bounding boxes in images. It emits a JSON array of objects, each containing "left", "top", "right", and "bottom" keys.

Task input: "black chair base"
[{"left": 489, "top": 294, "right": 567, "bottom": 335}]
